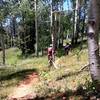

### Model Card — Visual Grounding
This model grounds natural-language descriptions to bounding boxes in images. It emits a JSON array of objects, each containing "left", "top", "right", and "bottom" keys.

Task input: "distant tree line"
[{"left": 0, "top": 0, "right": 89, "bottom": 61}]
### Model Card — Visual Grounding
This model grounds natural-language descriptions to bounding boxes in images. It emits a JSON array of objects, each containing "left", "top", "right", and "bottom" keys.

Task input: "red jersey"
[{"left": 48, "top": 47, "right": 53, "bottom": 56}]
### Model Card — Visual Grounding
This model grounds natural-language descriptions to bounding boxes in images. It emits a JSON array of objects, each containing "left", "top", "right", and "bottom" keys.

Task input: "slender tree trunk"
[
  {"left": 21, "top": 14, "right": 26, "bottom": 55},
  {"left": 35, "top": 0, "right": 39, "bottom": 56},
  {"left": 50, "top": 0, "right": 56, "bottom": 61},
  {"left": 0, "top": 34, "right": 5, "bottom": 65},
  {"left": 60, "top": 0, "right": 64, "bottom": 46},
  {"left": 88, "top": 0, "right": 100, "bottom": 92},
  {"left": 0, "top": 23, "right": 5, "bottom": 65},
  {"left": 58, "top": 12, "right": 61, "bottom": 48},
  {"left": 54, "top": 12, "right": 57, "bottom": 49},
  {"left": 10, "top": 18, "right": 13, "bottom": 47},
  {"left": 12, "top": 15, "right": 16, "bottom": 47},
  {"left": 80, "top": 4, "right": 86, "bottom": 50},
  {"left": 72, "top": 0, "right": 79, "bottom": 45}
]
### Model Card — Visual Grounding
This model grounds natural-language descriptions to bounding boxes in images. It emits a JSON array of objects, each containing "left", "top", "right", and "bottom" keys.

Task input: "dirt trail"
[{"left": 8, "top": 72, "right": 39, "bottom": 100}]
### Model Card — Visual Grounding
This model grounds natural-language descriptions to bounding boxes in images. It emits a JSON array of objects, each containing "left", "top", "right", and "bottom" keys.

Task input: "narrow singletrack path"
[{"left": 8, "top": 72, "right": 39, "bottom": 100}]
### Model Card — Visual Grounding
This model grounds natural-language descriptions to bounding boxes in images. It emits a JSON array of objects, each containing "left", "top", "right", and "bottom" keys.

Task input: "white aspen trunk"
[
  {"left": 72, "top": 0, "right": 79, "bottom": 44},
  {"left": 74, "top": 0, "right": 78, "bottom": 43},
  {"left": 50, "top": 0, "right": 55, "bottom": 61},
  {"left": 88, "top": 0, "right": 100, "bottom": 91},
  {"left": 54, "top": 12, "right": 57, "bottom": 48}
]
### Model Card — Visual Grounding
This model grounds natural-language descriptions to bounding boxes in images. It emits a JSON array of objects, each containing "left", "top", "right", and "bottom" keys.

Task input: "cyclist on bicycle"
[{"left": 47, "top": 44, "right": 55, "bottom": 65}]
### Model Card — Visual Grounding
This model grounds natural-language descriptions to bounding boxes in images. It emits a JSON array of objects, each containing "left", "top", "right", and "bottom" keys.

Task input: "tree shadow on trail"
[
  {"left": 34, "top": 89, "right": 85, "bottom": 100},
  {"left": 56, "top": 70, "right": 83, "bottom": 81},
  {"left": 0, "top": 68, "right": 37, "bottom": 81},
  {"left": 34, "top": 81, "right": 100, "bottom": 100}
]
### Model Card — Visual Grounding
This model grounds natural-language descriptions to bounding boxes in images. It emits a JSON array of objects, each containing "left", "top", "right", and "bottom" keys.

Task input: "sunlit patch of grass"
[
  {"left": 55, "top": 48, "right": 88, "bottom": 70},
  {"left": 5, "top": 48, "right": 22, "bottom": 65},
  {"left": 0, "top": 78, "right": 19, "bottom": 100}
]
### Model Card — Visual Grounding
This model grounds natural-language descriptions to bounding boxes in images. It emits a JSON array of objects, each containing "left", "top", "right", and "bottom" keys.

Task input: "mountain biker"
[{"left": 47, "top": 44, "right": 55, "bottom": 65}]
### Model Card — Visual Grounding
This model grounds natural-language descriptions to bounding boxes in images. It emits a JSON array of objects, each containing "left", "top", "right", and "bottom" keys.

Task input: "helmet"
[{"left": 50, "top": 44, "right": 52, "bottom": 47}]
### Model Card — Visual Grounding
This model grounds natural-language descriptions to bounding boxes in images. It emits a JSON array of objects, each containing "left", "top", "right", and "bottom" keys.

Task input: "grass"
[{"left": 0, "top": 47, "right": 93, "bottom": 100}]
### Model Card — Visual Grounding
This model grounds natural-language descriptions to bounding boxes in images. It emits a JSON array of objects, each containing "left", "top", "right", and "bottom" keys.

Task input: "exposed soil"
[
  {"left": 8, "top": 72, "right": 39, "bottom": 100},
  {"left": 8, "top": 72, "right": 100, "bottom": 100}
]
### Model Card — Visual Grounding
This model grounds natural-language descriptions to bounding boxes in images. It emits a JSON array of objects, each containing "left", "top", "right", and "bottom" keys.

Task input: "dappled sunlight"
[
  {"left": 0, "top": 0, "right": 100, "bottom": 99},
  {"left": 55, "top": 49, "right": 88, "bottom": 71},
  {"left": 0, "top": 47, "right": 92, "bottom": 99}
]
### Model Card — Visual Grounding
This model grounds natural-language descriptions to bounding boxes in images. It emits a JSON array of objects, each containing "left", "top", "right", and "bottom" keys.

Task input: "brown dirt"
[{"left": 8, "top": 72, "right": 39, "bottom": 100}]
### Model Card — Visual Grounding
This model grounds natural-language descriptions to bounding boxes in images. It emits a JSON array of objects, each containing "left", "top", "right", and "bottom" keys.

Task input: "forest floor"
[{"left": 0, "top": 47, "right": 99, "bottom": 100}]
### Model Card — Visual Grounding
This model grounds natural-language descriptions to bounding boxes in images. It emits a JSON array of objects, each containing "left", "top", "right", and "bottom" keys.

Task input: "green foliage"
[
  {"left": 38, "top": 27, "right": 51, "bottom": 51},
  {"left": 84, "top": 79, "right": 95, "bottom": 92},
  {"left": 61, "top": 13, "right": 72, "bottom": 35},
  {"left": 19, "top": 0, "right": 34, "bottom": 18},
  {"left": 0, "top": 27, "right": 6, "bottom": 35},
  {"left": 56, "top": 48, "right": 65, "bottom": 57},
  {"left": 72, "top": 48, "right": 82, "bottom": 61},
  {"left": 6, "top": 48, "right": 21, "bottom": 65},
  {"left": 0, "top": 1, "right": 10, "bottom": 22},
  {"left": 11, "top": 0, "right": 36, "bottom": 55}
]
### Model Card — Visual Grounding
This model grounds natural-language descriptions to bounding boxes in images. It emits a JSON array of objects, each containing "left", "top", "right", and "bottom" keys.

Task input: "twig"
[
  {"left": 79, "top": 64, "right": 90, "bottom": 72},
  {"left": 52, "top": 61, "right": 59, "bottom": 69}
]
